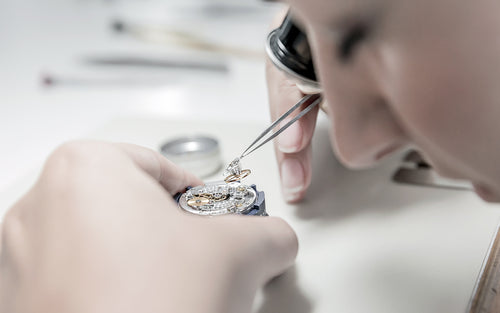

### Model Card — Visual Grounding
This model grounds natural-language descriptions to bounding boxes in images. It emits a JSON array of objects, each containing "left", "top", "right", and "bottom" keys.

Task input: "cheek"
[
  {"left": 381, "top": 46, "right": 500, "bottom": 184},
  {"left": 370, "top": 0, "right": 500, "bottom": 189},
  {"left": 308, "top": 32, "right": 409, "bottom": 168}
]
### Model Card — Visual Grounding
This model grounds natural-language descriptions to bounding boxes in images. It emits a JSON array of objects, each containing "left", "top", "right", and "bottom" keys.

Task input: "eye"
[{"left": 337, "top": 24, "right": 368, "bottom": 62}]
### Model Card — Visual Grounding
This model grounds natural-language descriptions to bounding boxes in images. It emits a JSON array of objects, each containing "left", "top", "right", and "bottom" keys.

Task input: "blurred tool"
[
  {"left": 195, "top": 2, "right": 264, "bottom": 17},
  {"left": 84, "top": 55, "right": 228, "bottom": 72},
  {"left": 468, "top": 224, "right": 500, "bottom": 313},
  {"left": 111, "top": 20, "right": 264, "bottom": 59},
  {"left": 40, "top": 72, "right": 179, "bottom": 88},
  {"left": 42, "top": 53, "right": 227, "bottom": 88},
  {"left": 392, "top": 150, "right": 472, "bottom": 190}
]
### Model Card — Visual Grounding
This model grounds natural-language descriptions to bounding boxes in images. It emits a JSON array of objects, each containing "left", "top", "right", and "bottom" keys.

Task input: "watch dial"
[{"left": 178, "top": 181, "right": 257, "bottom": 216}]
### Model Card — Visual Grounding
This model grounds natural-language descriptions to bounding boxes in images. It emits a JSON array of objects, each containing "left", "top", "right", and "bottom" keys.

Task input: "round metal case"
[
  {"left": 177, "top": 181, "right": 267, "bottom": 216},
  {"left": 160, "top": 135, "right": 222, "bottom": 178}
]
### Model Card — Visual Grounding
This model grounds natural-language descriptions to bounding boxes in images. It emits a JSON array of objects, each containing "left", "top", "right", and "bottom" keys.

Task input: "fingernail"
[
  {"left": 277, "top": 119, "right": 302, "bottom": 153},
  {"left": 281, "top": 158, "right": 305, "bottom": 201}
]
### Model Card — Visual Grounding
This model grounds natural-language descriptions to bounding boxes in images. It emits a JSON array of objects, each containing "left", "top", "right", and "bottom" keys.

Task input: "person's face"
[{"left": 287, "top": 0, "right": 500, "bottom": 201}]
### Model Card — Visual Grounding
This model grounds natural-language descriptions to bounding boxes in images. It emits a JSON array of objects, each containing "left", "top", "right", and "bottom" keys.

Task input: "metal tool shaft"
[{"left": 240, "top": 93, "right": 322, "bottom": 159}]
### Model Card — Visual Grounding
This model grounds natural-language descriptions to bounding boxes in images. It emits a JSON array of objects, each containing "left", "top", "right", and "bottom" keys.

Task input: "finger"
[
  {"left": 269, "top": 6, "right": 289, "bottom": 29},
  {"left": 218, "top": 215, "right": 298, "bottom": 282},
  {"left": 266, "top": 60, "right": 303, "bottom": 154},
  {"left": 266, "top": 60, "right": 319, "bottom": 202},
  {"left": 275, "top": 142, "right": 313, "bottom": 203},
  {"left": 267, "top": 67, "right": 320, "bottom": 154},
  {"left": 265, "top": 20, "right": 320, "bottom": 154},
  {"left": 252, "top": 217, "right": 298, "bottom": 280},
  {"left": 113, "top": 143, "right": 203, "bottom": 195},
  {"left": 277, "top": 95, "right": 320, "bottom": 154}
]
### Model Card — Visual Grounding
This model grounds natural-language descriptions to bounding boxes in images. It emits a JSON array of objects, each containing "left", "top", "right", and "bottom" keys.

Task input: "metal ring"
[
  {"left": 224, "top": 169, "right": 251, "bottom": 183},
  {"left": 159, "top": 136, "right": 222, "bottom": 178}
]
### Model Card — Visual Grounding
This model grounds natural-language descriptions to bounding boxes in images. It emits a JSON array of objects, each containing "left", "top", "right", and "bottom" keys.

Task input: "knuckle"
[
  {"left": 42, "top": 141, "right": 110, "bottom": 183},
  {"left": 41, "top": 142, "right": 86, "bottom": 188},
  {"left": 1, "top": 210, "right": 26, "bottom": 263},
  {"left": 46, "top": 141, "right": 96, "bottom": 167},
  {"left": 268, "top": 217, "right": 299, "bottom": 257},
  {"left": 37, "top": 141, "right": 113, "bottom": 206},
  {"left": 45, "top": 142, "right": 80, "bottom": 172}
]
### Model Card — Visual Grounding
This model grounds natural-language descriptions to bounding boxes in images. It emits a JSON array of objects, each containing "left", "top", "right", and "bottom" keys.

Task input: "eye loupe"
[{"left": 266, "top": 12, "right": 321, "bottom": 94}]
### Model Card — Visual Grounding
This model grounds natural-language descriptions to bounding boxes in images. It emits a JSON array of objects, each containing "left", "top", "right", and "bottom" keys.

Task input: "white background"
[
  {"left": 1, "top": 1, "right": 500, "bottom": 313},
  {"left": 0, "top": 0, "right": 277, "bottom": 191}
]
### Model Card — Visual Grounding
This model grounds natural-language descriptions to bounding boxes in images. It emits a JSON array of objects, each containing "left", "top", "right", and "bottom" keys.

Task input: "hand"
[
  {"left": 0, "top": 141, "right": 297, "bottom": 313},
  {"left": 266, "top": 11, "right": 321, "bottom": 203}
]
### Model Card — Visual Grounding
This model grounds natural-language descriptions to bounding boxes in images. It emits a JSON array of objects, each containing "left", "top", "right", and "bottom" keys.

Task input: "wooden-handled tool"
[{"left": 468, "top": 225, "right": 500, "bottom": 313}]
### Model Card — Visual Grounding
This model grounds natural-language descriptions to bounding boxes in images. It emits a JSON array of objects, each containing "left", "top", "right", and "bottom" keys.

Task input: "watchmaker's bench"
[{"left": 1, "top": 116, "right": 498, "bottom": 313}]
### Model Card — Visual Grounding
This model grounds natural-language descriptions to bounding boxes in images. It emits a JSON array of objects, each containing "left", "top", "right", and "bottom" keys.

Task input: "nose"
[
  {"left": 327, "top": 94, "right": 407, "bottom": 168},
  {"left": 310, "top": 33, "right": 407, "bottom": 168}
]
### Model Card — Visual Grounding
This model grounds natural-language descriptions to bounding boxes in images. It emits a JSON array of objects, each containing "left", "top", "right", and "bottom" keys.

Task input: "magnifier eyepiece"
[{"left": 266, "top": 13, "right": 320, "bottom": 93}]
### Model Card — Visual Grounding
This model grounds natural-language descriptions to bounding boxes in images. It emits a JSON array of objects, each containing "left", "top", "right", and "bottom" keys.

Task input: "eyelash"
[{"left": 337, "top": 24, "right": 368, "bottom": 62}]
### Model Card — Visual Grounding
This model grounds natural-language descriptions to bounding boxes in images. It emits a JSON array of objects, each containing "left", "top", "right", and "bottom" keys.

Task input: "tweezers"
[{"left": 240, "top": 93, "right": 322, "bottom": 159}]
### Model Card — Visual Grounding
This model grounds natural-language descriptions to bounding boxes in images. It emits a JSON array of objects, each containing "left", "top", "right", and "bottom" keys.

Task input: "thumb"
[
  {"left": 113, "top": 142, "right": 203, "bottom": 194},
  {"left": 222, "top": 215, "right": 298, "bottom": 283},
  {"left": 255, "top": 216, "right": 298, "bottom": 280}
]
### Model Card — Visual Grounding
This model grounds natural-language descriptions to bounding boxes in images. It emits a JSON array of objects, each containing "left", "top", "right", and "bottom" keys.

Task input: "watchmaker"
[{"left": 2, "top": 0, "right": 500, "bottom": 313}]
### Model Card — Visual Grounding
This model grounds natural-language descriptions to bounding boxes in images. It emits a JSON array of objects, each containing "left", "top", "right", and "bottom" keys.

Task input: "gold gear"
[
  {"left": 187, "top": 196, "right": 210, "bottom": 207},
  {"left": 224, "top": 169, "right": 251, "bottom": 183}
]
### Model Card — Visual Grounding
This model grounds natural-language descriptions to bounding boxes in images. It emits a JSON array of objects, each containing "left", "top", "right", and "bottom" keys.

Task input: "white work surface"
[
  {"left": 1, "top": 1, "right": 500, "bottom": 313},
  {"left": 2, "top": 115, "right": 500, "bottom": 313}
]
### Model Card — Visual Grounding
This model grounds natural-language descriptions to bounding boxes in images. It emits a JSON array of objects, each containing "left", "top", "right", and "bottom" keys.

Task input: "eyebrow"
[{"left": 337, "top": 23, "right": 370, "bottom": 61}]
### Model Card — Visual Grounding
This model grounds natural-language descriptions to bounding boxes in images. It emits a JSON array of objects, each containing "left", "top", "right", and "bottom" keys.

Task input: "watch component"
[
  {"left": 225, "top": 169, "right": 251, "bottom": 183},
  {"left": 177, "top": 181, "right": 266, "bottom": 216},
  {"left": 223, "top": 157, "right": 252, "bottom": 183},
  {"left": 187, "top": 196, "right": 210, "bottom": 207},
  {"left": 224, "top": 157, "right": 243, "bottom": 176}
]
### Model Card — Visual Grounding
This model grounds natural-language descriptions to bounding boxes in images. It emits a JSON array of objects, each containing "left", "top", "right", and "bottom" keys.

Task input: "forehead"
[{"left": 286, "top": 0, "right": 387, "bottom": 28}]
